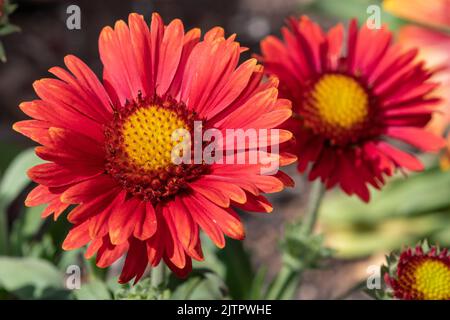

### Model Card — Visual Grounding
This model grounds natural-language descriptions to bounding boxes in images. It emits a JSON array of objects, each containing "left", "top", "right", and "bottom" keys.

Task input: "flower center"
[
  {"left": 413, "top": 260, "right": 450, "bottom": 300},
  {"left": 312, "top": 74, "right": 368, "bottom": 128},
  {"left": 105, "top": 95, "right": 208, "bottom": 203},
  {"left": 122, "top": 105, "right": 188, "bottom": 172},
  {"left": 302, "top": 74, "right": 371, "bottom": 145}
]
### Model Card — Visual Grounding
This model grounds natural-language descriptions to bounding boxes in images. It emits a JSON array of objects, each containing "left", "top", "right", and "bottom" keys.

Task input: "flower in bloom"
[
  {"left": 14, "top": 13, "right": 295, "bottom": 283},
  {"left": 384, "top": 0, "right": 450, "bottom": 170},
  {"left": 259, "top": 16, "right": 446, "bottom": 201},
  {"left": 384, "top": 243, "right": 450, "bottom": 300}
]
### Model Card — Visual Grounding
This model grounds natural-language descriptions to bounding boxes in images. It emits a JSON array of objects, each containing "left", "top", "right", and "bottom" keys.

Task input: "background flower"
[
  {"left": 259, "top": 16, "right": 445, "bottom": 202},
  {"left": 384, "top": 0, "right": 450, "bottom": 170}
]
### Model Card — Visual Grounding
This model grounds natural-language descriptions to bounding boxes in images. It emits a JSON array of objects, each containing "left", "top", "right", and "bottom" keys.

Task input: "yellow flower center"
[
  {"left": 311, "top": 74, "right": 369, "bottom": 130},
  {"left": 413, "top": 260, "right": 450, "bottom": 300},
  {"left": 122, "top": 105, "right": 189, "bottom": 172}
]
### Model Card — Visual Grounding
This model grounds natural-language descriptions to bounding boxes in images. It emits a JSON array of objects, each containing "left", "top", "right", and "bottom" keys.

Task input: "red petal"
[
  {"left": 377, "top": 141, "right": 424, "bottom": 171},
  {"left": 182, "top": 195, "right": 225, "bottom": 248},
  {"left": 61, "top": 175, "right": 117, "bottom": 204},
  {"left": 62, "top": 220, "right": 91, "bottom": 250},
  {"left": 133, "top": 202, "right": 157, "bottom": 241},
  {"left": 156, "top": 19, "right": 184, "bottom": 95},
  {"left": 119, "top": 238, "right": 148, "bottom": 284},
  {"left": 108, "top": 197, "right": 140, "bottom": 245},
  {"left": 386, "top": 127, "right": 446, "bottom": 152}
]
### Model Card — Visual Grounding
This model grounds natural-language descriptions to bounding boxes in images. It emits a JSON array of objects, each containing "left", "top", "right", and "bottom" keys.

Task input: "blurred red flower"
[
  {"left": 259, "top": 16, "right": 445, "bottom": 202},
  {"left": 384, "top": 0, "right": 450, "bottom": 170}
]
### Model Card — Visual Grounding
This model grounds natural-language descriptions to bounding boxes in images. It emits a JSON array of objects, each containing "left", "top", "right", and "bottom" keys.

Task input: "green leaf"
[
  {"left": 0, "top": 149, "right": 42, "bottom": 254},
  {"left": 0, "top": 148, "right": 42, "bottom": 208},
  {"left": 169, "top": 269, "right": 228, "bottom": 300},
  {"left": 74, "top": 279, "right": 112, "bottom": 300},
  {"left": 264, "top": 222, "right": 332, "bottom": 300},
  {"left": 321, "top": 168, "right": 450, "bottom": 225},
  {"left": 248, "top": 267, "right": 267, "bottom": 300},
  {"left": 0, "top": 257, "right": 68, "bottom": 299},
  {"left": 216, "top": 239, "right": 254, "bottom": 299},
  {"left": 0, "top": 41, "right": 5, "bottom": 63},
  {"left": 10, "top": 205, "right": 46, "bottom": 255},
  {"left": 4, "top": 3, "right": 18, "bottom": 15},
  {"left": 57, "top": 248, "right": 83, "bottom": 270},
  {"left": 265, "top": 265, "right": 300, "bottom": 300},
  {"left": 115, "top": 277, "right": 170, "bottom": 300},
  {"left": 0, "top": 140, "right": 22, "bottom": 174},
  {"left": 0, "top": 24, "right": 20, "bottom": 36},
  {"left": 281, "top": 222, "right": 333, "bottom": 271},
  {"left": 319, "top": 168, "right": 450, "bottom": 257}
]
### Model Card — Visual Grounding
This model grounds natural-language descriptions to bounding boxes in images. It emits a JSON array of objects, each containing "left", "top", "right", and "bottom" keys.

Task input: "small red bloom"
[
  {"left": 259, "top": 16, "right": 446, "bottom": 201},
  {"left": 14, "top": 13, "right": 295, "bottom": 283},
  {"left": 384, "top": 244, "right": 450, "bottom": 300}
]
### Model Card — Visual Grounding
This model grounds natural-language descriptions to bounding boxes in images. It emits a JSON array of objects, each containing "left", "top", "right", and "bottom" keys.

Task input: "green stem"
[
  {"left": 0, "top": 203, "right": 9, "bottom": 255},
  {"left": 265, "top": 181, "right": 326, "bottom": 300},
  {"left": 151, "top": 264, "right": 166, "bottom": 288},
  {"left": 302, "top": 180, "right": 326, "bottom": 234},
  {"left": 265, "top": 265, "right": 301, "bottom": 300}
]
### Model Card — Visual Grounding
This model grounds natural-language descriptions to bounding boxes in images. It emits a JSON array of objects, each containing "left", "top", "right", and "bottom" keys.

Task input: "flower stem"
[
  {"left": 265, "top": 180, "right": 326, "bottom": 300},
  {"left": 302, "top": 180, "right": 326, "bottom": 234},
  {"left": 265, "top": 265, "right": 301, "bottom": 300},
  {"left": 151, "top": 264, "right": 166, "bottom": 288},
  {"left": 0, "top": 204, "right": 9, "bottom": 255}
]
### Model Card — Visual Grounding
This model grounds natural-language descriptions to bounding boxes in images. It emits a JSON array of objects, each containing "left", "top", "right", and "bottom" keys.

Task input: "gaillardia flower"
[
  {"left": 14, "top": 13, "right": 295, "bottom": 283},
  {"left": 384, "top": 0, "right": 450, "bottom": 171},
  {"left": 259, "top": 17, "right": 446, "bottom": 201},
  {"left": 384, "top": 243, "right": 450, "bottom": 300}
]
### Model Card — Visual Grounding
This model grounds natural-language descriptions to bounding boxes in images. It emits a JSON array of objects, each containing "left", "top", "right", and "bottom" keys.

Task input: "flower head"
[
  {"left": 14, "top": 13, "right": 295, "bottom": 283},
  {"left": 384, "top": 0, "right": 450, "bottom": 171},
  {"left": 259, "top": 16, "right": 445, "bottom": 201},
  {"left": 384, "top": 243, "right": 450, "bottom": 300}
]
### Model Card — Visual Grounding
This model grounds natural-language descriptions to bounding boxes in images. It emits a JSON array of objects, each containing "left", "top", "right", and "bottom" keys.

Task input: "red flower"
[
  {"left": 384, "top": 244, "right": 450, "bottom": 300},
  {"left": 384, "top": 0, "right": 450, "bottom": 171},
  {"left": 14, "top": 13, "right": 295, "bottom": 283},
  {"left": 259, "top": 17, "right": 446, "bottom": 201}
]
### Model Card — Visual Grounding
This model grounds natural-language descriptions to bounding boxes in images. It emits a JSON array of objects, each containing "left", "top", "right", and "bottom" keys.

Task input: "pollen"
[
  {"left": 302, "top": 74, "right": 372, "bottom": 145},
  {"left": 312, "top": 74, "right": 368, "bottom": 128},
  {"left": 122, "top": 106, "right": 189, "bottom": 172},
  {"left": 104, "top": 95, "right": 208, "bottom": 203},
  {"left": 411, "top": 260, "right": 450, "bottom": 300}
]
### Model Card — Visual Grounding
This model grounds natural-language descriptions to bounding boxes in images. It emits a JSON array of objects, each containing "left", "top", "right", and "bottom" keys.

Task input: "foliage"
[
  {"left": 320, "top": 166, "right": 450, "bottom": 258},
  {"left": 0, "top": 0, "right": 20, "bottom": 62}
]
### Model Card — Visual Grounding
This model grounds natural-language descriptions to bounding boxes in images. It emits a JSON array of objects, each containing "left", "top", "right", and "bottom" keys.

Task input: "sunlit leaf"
[
  {"left": 0, "top": 257, "right": 69, "bottom": 299},
  {"left": 169, "top": 269, "right": 228, "bottom": 300},
  {"left": 74, "top": 279, "right": 112, "bottom": 300},
  {"left": 0, "top": 148, "right": 42, "bottom": 208}
]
